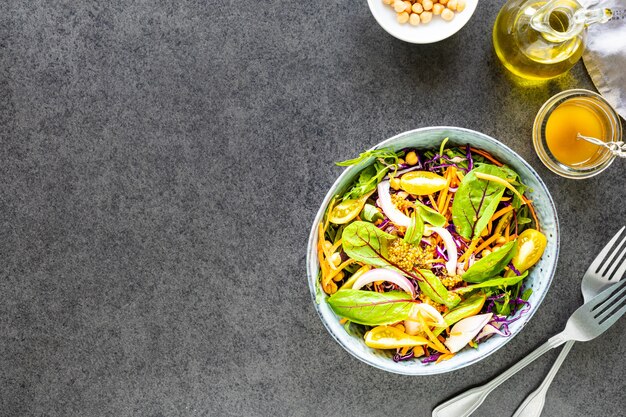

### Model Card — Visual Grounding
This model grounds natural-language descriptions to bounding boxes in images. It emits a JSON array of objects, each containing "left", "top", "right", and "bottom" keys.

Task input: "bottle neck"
[{"left": 530, "top": 2, "right": 612, "bottom": 43}]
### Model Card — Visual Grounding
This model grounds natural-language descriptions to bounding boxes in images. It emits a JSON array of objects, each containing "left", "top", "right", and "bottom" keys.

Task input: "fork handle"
[
  {"left": 432, "top": 333, "right": 567, "bottom": 417},
  {"left": 511, "top": 340, "right": 575, "bottom": 417}
]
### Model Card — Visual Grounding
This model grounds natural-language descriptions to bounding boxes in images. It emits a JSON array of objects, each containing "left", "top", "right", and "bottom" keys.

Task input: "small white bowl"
[{"left": 367, "top": 0, "right": 478, "bottom": 44}]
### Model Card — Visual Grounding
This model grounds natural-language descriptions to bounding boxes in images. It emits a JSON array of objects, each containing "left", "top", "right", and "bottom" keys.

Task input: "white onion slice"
[
  {"left": 377, "top": 181, "right": 411, "bottom": 227},
  {"left": 427, "top": 226, "right": 458, "bottom": 276},
  {"left": 444, "top": 313, "right": 493, "bottom": 353},
  {"left": 352, "top": 268, "right": 415, "bottom": 297},
  {"left": 404, "top": 303, "right": 446, "bottom": 335},
  {"left": 476, "top": 321, "right": 502, "bottom": 341}
]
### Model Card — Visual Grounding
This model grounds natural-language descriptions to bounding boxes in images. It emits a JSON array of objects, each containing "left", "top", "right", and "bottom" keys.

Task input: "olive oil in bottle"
[{"left": 493, "top": 0, "right": 612, "bottom": 80}]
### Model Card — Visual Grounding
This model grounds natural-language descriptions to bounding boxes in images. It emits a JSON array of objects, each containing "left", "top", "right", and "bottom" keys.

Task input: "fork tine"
[
  {"left": 600, "top": 236, "right": 626, "bottom": 278},
  {"left": 610, "top": 255, "right": 626, "bottom": 285},
  {"left": 598, "top": 301, "right": 626, "bottom": 330},
  {"left": 594, "top": 226, "right": 626, "bottom": 275},
  {"left": 591, "top": 279, "right": 626, "bottom": 314},
  {"left": 595, "top": 283, "right": 626, "bottom": 321}
]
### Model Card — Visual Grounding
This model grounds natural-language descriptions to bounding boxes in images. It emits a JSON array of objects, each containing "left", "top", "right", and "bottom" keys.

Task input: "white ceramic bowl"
[
  {"left": 307, "top": 127, "right": 560, "bottom": 375},
  {"left": 367, "top": 0, "right": 478, "bottom": 44}
]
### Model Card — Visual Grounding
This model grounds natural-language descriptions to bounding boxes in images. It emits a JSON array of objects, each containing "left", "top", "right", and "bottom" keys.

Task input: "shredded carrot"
[
  {"left": 505, "top": 233, "right": 517, "bottom": 243},
  {"left": 456, "top": 171, "right": 465, "bottom": 182},
  {"left": 326, "top": 259, "right": 355, "bottom": 281},
  {"left": 505, "top": 224, "right": 510, "bottom": 240},
  {"left": 330, "top": 239, "right": 342, "bottom": 254},
  {"left": 441, "top": 193, "right": 453, "bottom": 218},
  {"left": 419, "top": 314, "right": 450, "bottom": 354},
  {"left": 474, "top": 233, "right": 500, "bottom": 254},
  {"left": 470, "top": 147, "right": 504, "bottom": 166},
  {"left": 426, "top": 258, "right": 444, "bottom": 264},
  {"left": 400, "top": 346, "right": 410, "bottom": 356},
  {"left": 487, "top": 220, "right": 493, "bottom": 235},
  {"left": 524, "top": 198, "right": 541, "bottom": 231},
  {"left": 459, "top": 239, "right": 479, "bottom": 263},
  {"left": 436, "top": 353, "right": 455, "bottom": 364},
  {"left": 491, "top": 205, "right": 514, "bottom": 222},
  {"left": 437, "top": 167, "right": 455, "bottom": 212},
  {"left": 428, "top": 194, "right": 438, "bottom": 210},
  {"left": 422, "top": 346, "right": 429, "bottom": 357}
]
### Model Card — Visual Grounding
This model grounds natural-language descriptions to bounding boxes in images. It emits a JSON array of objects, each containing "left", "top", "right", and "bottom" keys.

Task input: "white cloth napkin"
[{"left": 581, "top": 0, "right": 626, "bottom": 119}]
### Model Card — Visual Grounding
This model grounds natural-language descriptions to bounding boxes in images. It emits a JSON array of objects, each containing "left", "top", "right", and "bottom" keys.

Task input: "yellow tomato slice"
[
  {"left": 364, "top": 325, "right": 429, "bottom": 349},
  {"left": 510, "top": 229, "right": 547, "bottom": 273},
  {"left": 328, "top": 198, "right": 364, "bottom": 225},
  {"left": 400, "top": 171, "right": 447, "bottom": 195}
]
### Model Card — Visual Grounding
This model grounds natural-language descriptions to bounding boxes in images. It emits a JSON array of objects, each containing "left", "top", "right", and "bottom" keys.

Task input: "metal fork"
[
  {"left": 432, "top": 272, "right": 626, "bottom": 417},
  {"left": 512, "top": 226, "right": 626, "bottom": 417}
]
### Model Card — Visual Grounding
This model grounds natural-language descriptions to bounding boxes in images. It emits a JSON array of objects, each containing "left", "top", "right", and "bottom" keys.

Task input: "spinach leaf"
[
  {"left": 417, "top": 269, "right": 461, "bottom": 308},
  {"left": 404, "top": 211, "right": 424, "bottom": 245},
  {"left": 462, "top": 240, "right": 518, "bottom": 283},
  {"left": 455, "top": 271, "right": 528, "bottom": 294},
  {"left": 336, "top": 148, "right": 402, "bottom": 167},
  {"left": 416, "top": 203, "right": 446, "bottom": 227},
  {"left": 327, "top": 289, "right": 415, "bottom": 326},
  {"left": 337, "top": 148, "right": 404, "bottom": 201},
  {"left": 342, "top": 163, "right": 389, "bottom": 201},
  {"left": 361, "top": 204, "right": 383, "bottom": 222},
  {"left": 342, "top": 221, "right": 418, "bottom": 279},
  {"left": 521, "top": 288, "right": 533, "bottom": 301},
  {"left": 434, "top": 292, "right": 486, "bottom": 336},
  {"left": 452, "top": 164, "right": 508, "bottom": 239}
]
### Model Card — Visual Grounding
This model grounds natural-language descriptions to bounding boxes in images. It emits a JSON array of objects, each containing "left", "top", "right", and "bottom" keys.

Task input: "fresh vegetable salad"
[{"left": 317, "top": 140, "right": 547, "bottom": 364}]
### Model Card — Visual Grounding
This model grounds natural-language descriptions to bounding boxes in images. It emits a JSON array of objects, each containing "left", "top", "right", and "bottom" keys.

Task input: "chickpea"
[
  {"left": 441, "top": 7, "right": 455, "bottom": 20},
  {"left": 439, "top": 0, "right": 448, "bottom": 4},
  {"left": 422, "top": 0, "right": 433, "bottom": 11},
  {"left": 432, "top": 3, "right": 444, "bottom": 15},
  {"left": 323, "top": 240, "right": 333, "bottom": 251},
  {"left": 383, "top": 0, "right": 393, "bottom": 4},
  {"left": 496, "top": 236, "right": 506, "bottom": 244},
  {"left": 420, "top": 11, "right": 433, "bottom": 23},
  {"left": 409, "top": 12, "right": 420, "bottom": 26},
  {"left": 393, "top": 0, "right": 407, "bottom": 12},
  {"left": 390, "top": 177, "right": 401, "bottom": 190},
  {"left": 456, "top": 0, "right": 466, "bottom": 12},
  {"left": 397, "top": 11, "right": 410, "bottom": 23},
  {"left": 482, "top": 249, "right": 492, "bottom": 257},
  {"left": 330, "top": 252, "right": 342, "bottom": 267},
  {"left": 405, "top": 151, "right": 419, "bottom": 165},
  {"left": 411, "top": 3, "right": 423, "bottom": 13},
  {"left": 447, "top": 0, "right": 457, "bottom": 11},
  {"left": 403, "top": 1, "right": 412, "bottom": 12}
]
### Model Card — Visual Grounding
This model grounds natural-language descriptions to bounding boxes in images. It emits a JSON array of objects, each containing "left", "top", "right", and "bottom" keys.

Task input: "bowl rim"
[
  {"left": 366, "top": 0, "right": 479, "bottom": 44},
  {"left": 306, "top": 126, "right": 560, "bottom": 375}
]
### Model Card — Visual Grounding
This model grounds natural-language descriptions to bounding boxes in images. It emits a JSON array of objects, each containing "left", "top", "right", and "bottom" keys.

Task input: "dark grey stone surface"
[{"left": 0, "top": 1, "right": 624, "bottom": 416}]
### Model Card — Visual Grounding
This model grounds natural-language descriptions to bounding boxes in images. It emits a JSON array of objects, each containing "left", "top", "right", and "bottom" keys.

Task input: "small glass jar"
[{"left": 533, "top": 89, "right": 622, "bottom": 179}]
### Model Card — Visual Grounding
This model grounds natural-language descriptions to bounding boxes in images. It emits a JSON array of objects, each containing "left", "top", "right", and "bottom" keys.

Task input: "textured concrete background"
[{"left": 0, "top": 1, "right": 624, "bottom": 416}]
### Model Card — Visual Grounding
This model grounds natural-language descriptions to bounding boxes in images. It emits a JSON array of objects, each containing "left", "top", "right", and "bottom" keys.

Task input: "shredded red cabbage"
[
  {"left": 393, "top": 350, "right": 415, "bottom": 362},
  {"left": 508, "top": 262, "right": 522, "bottom": 276},
  {"left": 435, "top": 245, "right": 449, "bottom": 261},
  {"left": 377, "top": 219, "right": 390, "bottom": 230},
  {"left": 466, "top": 144, "right": 474, "bottom": 171},
  {"left": 421, "top": 353, "right": 442, "bottom": 364}
]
